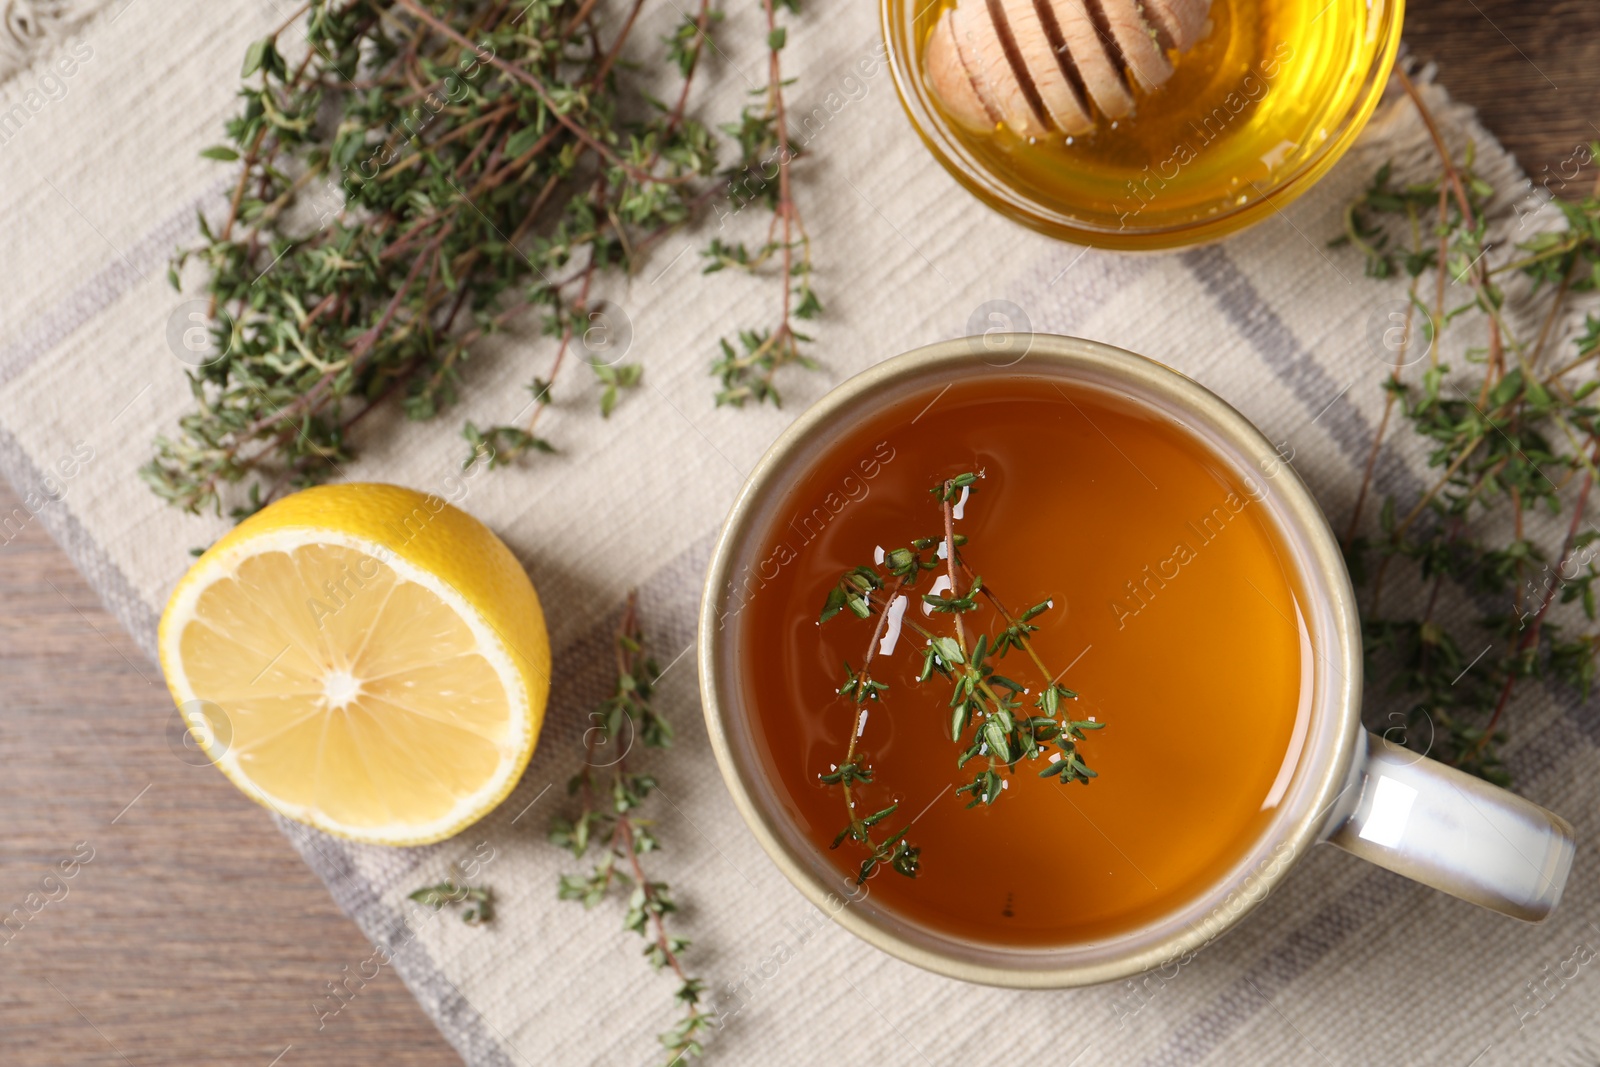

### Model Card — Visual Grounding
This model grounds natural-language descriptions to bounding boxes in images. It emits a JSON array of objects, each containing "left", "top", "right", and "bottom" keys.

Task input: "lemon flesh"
[{"left": 158, "top": 485, "right": 549, "bottom": 846}]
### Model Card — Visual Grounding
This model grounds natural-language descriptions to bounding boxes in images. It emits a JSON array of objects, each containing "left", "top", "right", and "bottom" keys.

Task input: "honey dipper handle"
[{"left": 1327, "top": 732, "right": 1574, "bottom": 922}]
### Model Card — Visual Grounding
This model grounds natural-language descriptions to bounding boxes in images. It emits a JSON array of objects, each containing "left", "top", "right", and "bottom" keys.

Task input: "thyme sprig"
[
  {"left": 548, "top": 592, "right": 708, "bottom": 1065},
  {"left": 705, "top": 0, "right": 820, "bottom": 407},
  {"left": 819, "top": 473, "right": 1104, "bottom": 882},
  {"left": 1335, "top": 69, "right": 1600, "bottom": 782},
  {"left": 146, "top": 0, "right": 818, "bottom": 518}
]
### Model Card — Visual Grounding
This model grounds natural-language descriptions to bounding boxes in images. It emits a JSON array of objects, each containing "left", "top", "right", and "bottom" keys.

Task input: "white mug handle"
[{"left": 1327, "top": 732, "right": 1575, "bottom": 921}]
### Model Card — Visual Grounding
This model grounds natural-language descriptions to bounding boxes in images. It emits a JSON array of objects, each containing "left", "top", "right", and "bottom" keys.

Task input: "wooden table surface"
[{"left": 3, "top": 3, "right": 1594, "bottom": 1064}]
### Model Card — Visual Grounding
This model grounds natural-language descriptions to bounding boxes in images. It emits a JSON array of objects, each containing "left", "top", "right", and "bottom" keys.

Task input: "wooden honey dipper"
[{"left": 925, "top": 0, "right": 1212, "bottom": 137}]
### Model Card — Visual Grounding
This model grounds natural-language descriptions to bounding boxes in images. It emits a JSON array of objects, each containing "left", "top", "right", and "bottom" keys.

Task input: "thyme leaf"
[{"left": 408, "top": 879, "right": 493, "bottom": 925}]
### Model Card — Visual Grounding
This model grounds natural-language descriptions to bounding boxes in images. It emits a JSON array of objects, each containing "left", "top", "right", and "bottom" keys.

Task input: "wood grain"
[
  {"left": 1, "top": 2, "right": 1595, "bottom": 1064},
  {"left": 1403, "top": 0, "right": 1600, "bottom": 182},
  {"left": 0, "top": 475, "right": 458, "bottom": 1066}
]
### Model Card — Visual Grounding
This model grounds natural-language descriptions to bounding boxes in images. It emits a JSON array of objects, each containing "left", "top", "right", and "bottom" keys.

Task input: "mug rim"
[{"left": 697, "top": 335, "right": 1363, "bottom": 987}]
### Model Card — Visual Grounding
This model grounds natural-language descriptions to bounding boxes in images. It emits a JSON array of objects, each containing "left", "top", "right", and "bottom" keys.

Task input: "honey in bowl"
[
  {"left": 736, "top": 374, "right": 1311, "bottom": 946},
  {"left": 887, "top": 0, "right": 1401, "bottom": 244}
]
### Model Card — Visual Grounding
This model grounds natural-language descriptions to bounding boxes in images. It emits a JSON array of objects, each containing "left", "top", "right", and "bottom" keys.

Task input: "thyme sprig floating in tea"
[
  {"left": 1334, "top": 69, "right": 1600, "bottom": 784},
  {"left": 408, "top": 878, "right": 493, "bottom": 925},
  {"left": 548, "top": 593, "right": 709, "bottom": 1065},
  {"left": 819, "top": 472, "right": 1104, "bottom": 883},
  {"left": 145, "top": 0, "right": 820, "bottom": 518}
]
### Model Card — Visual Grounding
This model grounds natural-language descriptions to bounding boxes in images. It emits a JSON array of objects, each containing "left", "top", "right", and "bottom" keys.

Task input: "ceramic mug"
[{"left": 697, "top": 334, "right": 1575, "bottom": 988}]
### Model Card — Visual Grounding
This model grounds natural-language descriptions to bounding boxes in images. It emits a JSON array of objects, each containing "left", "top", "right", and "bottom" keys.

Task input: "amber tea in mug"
[{"left": 735, "top": 373, "right": 1311, "bottom": 946}]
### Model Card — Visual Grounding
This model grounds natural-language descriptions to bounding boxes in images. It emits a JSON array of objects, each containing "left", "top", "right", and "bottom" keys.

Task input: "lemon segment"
[{"left": 158, "top": 484, "right": 549, "bottom": 846}]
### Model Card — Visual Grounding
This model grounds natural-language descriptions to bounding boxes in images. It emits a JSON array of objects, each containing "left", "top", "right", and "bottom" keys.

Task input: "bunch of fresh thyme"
[
  {"left": 548, "top": 592, "right": 709, "bottom": 1064},
  {"left": 146, "top": 0, "right": 818, "bottom": 518},
  {"left": 1335, "top": 70, "right": 1600, "bottom": 783},
  {"left": 819, "top": 472, "right": 1104, "bottom": 883}
]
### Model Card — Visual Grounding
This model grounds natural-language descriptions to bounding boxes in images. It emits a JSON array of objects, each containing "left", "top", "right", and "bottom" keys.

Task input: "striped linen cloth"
[{"left": 2, "top": 1, "right": 1597, "bottom": 1063}]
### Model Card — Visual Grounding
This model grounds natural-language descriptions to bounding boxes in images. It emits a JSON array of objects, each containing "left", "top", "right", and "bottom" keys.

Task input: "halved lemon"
[{"left": 158, "top": 483, "right": 549, "bottom": 845}]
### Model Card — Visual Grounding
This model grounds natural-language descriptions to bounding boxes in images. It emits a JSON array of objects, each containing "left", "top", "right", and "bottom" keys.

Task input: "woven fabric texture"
[{"left": 2, "top": 2, "right": 1597, "bottom": 1064}]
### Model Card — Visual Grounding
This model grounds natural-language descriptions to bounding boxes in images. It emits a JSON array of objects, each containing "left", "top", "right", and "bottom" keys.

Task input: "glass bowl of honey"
[{"left": 881, "top": 0, "right": 1403, "bottom": 249}]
